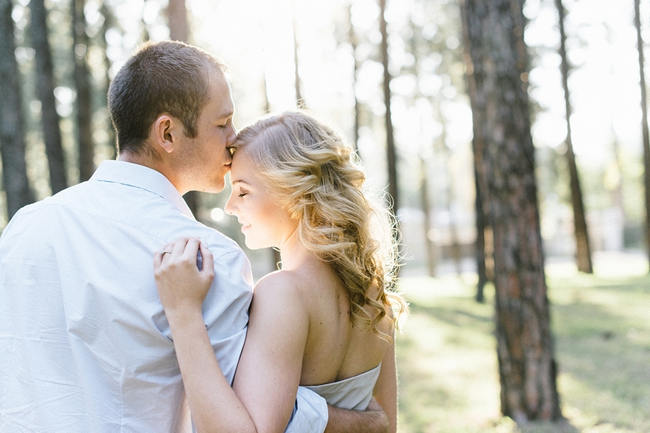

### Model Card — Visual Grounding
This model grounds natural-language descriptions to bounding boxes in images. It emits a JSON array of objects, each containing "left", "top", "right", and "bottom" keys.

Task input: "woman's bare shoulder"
[{"left": 252, "top": 270, "right": 310, "bottom": 304}]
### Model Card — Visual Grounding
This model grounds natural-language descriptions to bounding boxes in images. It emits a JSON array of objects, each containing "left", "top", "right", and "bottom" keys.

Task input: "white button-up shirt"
[{"left": 0, "top": 161, "right": 327, "bottom": 433}]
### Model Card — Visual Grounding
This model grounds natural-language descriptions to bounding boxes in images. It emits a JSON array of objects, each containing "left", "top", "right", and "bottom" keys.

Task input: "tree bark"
[
  {"left": 0, "top": 0, "right": 34, "bottom": 219},
  {"left": 634, "top": 0, "right": 650, "bottom": 269},
  {"left": 461, "top": 0, "right": 562, "bottom": 422},
  {"left": 461, "top": 8, "right": 490, "bottom": 301},
  {"left": 167, "top": 0, "right": 200, "bottom": 218},
  {"left": 555, "top": 0, "right": 593, "bottom": 273},
  {"left": 72, "top": 0, "right": 95, "bottom": 182},
  {"left": 473, "top": 163, "right": 488, "bottom": 302},
  {"left": 378, "top": 0, "right": 399, "bottom": 216},
  {"left": 30, "top": 0, "right": 68, "bottom": 194}
]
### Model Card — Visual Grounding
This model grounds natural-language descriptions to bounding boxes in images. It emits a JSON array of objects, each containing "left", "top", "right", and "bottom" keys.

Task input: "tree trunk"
[
  {"left": 555, "top": 0, "right": 593, "bottom": 273},
  {"left": 347, "top": 3, "right": 360, "bottom": 156},
  {"left": 419, "top": 155, "right": 436, "bottom": 277},
  {"left": 292, "top": 15, "right": 305, "bottom": 109},
  {"left": 168, "top": 0, "right": 188, "bottom": 41},
  {"left": 378, "top": 0, "right": 399, "bottom": 216},
  {"left": 610, "top": 133, "right": 626, "bottom": 236},
  {"left": 30, "top": 0, "right": 67, "bottom": 194},
  {"left": 100, "top": 0, "right": 116, "bottom": 159},
  {"left": 634, "top": 0, "right": 650, "bottom": 269},
  {"left": 167, "top": 0, "right": 200, "bottom": 218},
  {"left": 604, "top": 26, "right": 626, "bottom": 241},
  {"left": 409, "top": 19, "right": 436, "bottom": 277},
  {"left": 437, "top": 105, "right": 462, "bottom": 276},
  {"left": 473, "top": 164, "right": 488, "bottom": 302},
  {"left": 140, "top": 2, "right": 150, "bottom": 43},
  {"left": 461, "top": 0, "right": 562, "bottom": 422},
  {"left": 72, "top": 0, "right": 95, "bottom": 182},
  {"left": 261, "top": 73, "right": 282, "bottom": 269},
  {"left": 0, "top": 0, "right": 34, "bottom": 219},
  {"left": 461, "top": 9, "right": 490, "bottom": 301},
  {"left": 262, "top": 73, "right": 271, "bottom": 114}
]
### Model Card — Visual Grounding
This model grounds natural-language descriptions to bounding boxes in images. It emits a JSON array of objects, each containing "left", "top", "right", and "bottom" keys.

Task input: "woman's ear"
[{"left": 152, "top": 114, "right": 175, "bottom": 154}]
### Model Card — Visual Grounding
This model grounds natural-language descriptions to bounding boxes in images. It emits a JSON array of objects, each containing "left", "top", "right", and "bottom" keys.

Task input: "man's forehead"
[{"left": 206, "top": 73, "right": 234, "bottom": 117}]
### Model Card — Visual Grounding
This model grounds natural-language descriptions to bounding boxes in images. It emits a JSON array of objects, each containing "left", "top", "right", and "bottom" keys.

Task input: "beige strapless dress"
[{"left": 304, "top": 364, "right": 381, "bottom": 410}]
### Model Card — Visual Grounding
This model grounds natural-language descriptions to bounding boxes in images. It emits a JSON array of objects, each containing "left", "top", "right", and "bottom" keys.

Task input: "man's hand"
[{"left": 324, "top": 398, "right": 389, "bottom": 433}]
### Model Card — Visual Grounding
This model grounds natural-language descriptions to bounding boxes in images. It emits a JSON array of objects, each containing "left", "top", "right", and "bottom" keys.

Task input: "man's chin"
[{"left": 199, "top": 180, "right": 226, "bottom": 194}]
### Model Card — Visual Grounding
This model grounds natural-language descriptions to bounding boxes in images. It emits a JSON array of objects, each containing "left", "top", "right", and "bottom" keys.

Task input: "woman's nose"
[{"left": 224, "top": 196, "right": 235, "bottom": 216}]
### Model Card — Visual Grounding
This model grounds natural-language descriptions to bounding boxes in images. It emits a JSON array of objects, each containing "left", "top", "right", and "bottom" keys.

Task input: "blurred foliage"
[{"left": 0, "top": 0, "right": 648, "bottom": 266}]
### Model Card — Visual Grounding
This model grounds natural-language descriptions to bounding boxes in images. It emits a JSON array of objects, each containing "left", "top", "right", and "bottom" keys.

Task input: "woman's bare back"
[{"left": 279, "top": 258, "right": 393, "bottom": 386}]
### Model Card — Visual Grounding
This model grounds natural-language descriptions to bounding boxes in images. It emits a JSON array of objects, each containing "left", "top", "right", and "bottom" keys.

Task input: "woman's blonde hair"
[{"left": 233, "top": 111, "right": 406, "bottom": 338}]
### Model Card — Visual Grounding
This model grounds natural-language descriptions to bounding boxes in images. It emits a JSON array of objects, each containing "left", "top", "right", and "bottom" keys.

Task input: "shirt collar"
[{"left": 90, "top": 160, "right": 195, "bottom": 220}]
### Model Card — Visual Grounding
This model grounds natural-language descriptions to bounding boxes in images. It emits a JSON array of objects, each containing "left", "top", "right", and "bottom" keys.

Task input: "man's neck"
[{"left": 117, "top": 152, "right": 184, "bottom": 194}]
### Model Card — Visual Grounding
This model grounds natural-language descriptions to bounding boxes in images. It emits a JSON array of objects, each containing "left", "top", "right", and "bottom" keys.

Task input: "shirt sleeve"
[
  {"left": 202, "top": 246, "right": 254, "bottom": 385},
  {"left": 284, "top": 386, "right": 329, "bottom": 433}
]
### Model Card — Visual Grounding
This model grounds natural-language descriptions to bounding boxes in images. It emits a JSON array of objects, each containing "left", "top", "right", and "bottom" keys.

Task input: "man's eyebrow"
[
  {"left": 231, "top": 179, "right": 250, "bottom": 186},
  {"left": 218, "top": 110, "right": 234, "bottom": 119}
]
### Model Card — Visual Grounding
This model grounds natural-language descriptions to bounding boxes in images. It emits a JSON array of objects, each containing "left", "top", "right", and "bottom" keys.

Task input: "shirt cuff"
[{"left": 284, "top": 386, "right": 328, "bottom": 433}]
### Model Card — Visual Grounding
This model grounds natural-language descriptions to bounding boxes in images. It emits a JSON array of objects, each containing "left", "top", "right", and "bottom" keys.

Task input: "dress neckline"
[{"left": 305, "top": 363, "right": 382, "bottom": 389}]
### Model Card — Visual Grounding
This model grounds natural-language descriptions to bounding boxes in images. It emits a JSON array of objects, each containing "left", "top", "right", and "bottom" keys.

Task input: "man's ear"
[{"left": 152, "top": 114, "right": 176, "bottom": 154}]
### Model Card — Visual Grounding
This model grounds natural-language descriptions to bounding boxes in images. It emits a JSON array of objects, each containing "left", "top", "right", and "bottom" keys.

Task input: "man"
[{"left": 0, "top": 41, "right": 387, "bottom": 432}]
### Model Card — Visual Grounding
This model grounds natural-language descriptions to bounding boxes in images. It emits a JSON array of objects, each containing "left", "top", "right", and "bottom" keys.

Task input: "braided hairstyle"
[{"left": 233, "top": 112, "right": 406, "bottom": 338}]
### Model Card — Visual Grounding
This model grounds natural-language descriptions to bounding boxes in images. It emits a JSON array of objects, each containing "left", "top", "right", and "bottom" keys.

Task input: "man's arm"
[
  {"left": 372, "top": 336, "right": 398, "bottom": 432},
  {"left": 285, "top": 391, "right": 389, "bottom": 433},
  {"left": 325, "top": 399, "right": 389, "bottom": 433}
]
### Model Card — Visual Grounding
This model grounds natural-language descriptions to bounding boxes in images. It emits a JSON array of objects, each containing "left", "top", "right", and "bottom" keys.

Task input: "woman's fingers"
[
  {"left": 171, "top": 238, "right": 189, "bottom": 257},
  {"left": 183, "top": 238, "right": 200, "bottom": 261},
  {"left": 199, "top": 242, "right": 214, "bottom": 278},
  {"left": 154, "top": 238, "right": 211, "bottom": 280}
]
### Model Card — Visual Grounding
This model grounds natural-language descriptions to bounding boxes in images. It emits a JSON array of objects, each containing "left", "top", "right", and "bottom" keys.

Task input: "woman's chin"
[{"left": 243, "top": 237, "right": 270, "bottom": 250}]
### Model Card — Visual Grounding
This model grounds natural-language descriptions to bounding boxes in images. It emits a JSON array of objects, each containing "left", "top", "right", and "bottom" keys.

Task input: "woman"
[{"left": 154, "top": 112, "right": 406, "bottom": 433}]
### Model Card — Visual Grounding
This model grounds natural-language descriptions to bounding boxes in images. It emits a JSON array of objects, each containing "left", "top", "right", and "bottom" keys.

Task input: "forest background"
[{"left": 0, "top": 0, "right": 648, "bottom": 432}]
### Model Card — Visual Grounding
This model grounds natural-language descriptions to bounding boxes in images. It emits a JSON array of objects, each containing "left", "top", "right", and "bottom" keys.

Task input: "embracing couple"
[{"left": 0, "top": 41, "right": 405, "bottom": 433}]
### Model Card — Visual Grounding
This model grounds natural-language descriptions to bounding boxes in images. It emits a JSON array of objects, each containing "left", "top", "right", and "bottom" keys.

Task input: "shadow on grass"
[
  {"left": 409, "top": 302, "right": 493, "bottom": 326},
  {"left": 397, "top": 273, "right": 649, "bottom": 433},
  {"left": 548, "top": 273, "right": 650, "bottom": 294},
  {"left": 516, "top": 418, "right": 580, "bottom": 433},
  {"left": 397, "top": 330, "right": 471, "bottom": 433},
  {"left": 552, "top": 299, "right": 650, "bottom": 432}
]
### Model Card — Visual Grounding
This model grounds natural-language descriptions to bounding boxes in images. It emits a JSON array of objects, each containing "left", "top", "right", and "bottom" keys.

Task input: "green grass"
[{"left": 396, "top": 258, "right": 650, "bottom": 433}]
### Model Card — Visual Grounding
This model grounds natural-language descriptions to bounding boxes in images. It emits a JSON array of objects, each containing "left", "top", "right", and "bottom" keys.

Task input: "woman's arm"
[
  {"left": 154, "top": 238, "right": 308, "bottom": 433},
  {"left": 232, "top": 272, "right": 309, "bottom": 433},
  {"left": 154, "top": 238, "right": 257, "bottom": 433},
  {"left": 372, "top": 335, "right": 398, "bottom": 433}
]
